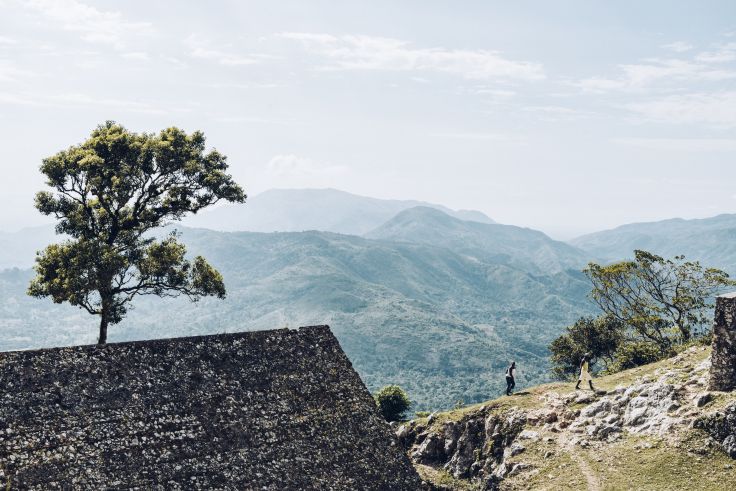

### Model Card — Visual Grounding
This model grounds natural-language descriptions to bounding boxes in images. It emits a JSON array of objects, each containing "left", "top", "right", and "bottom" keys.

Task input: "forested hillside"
[
  {"left": 0, "top": 208, "right": 593, "bottom": 410},
  {"left": 571, "top": 214, "right": 736, "bottom": 273}
]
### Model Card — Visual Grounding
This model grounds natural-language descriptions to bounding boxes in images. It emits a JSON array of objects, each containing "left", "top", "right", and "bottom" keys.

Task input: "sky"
[{"left": 1, "top": 1, "right": 735, "bottom": 238}]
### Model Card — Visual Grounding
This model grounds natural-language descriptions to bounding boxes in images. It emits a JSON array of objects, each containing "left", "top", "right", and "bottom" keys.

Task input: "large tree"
[
  {"left": 28, "top": 122, "right": 246, "bottom": 344},
  {"left": 584, "top": 250, "right": 733, "bottom": 350}
]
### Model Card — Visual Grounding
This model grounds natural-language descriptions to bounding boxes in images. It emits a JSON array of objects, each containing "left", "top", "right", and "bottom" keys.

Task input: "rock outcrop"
[
  {"left": 397, "top": 407, "right": 527, "bottom": 490},
  {"left": 695, "top": 402, "right": 736, "bottom": 458},
  {"left": 399, "top": 346, "right": 736, "bottom": 490}
]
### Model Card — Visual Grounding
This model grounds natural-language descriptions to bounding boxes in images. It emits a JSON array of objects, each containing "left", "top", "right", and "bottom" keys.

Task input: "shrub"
[
  {"left": 415, "top": 411, "right": 431, "bottom": 418},
  {"left": 374, "top": 385, "right": 411, "bottom": 422},
  {"left": 609, "top": 341, "right": 668, "bottom": 372},
  {"left": 549, "top": 315, "right": 625, "bottom": 379}
]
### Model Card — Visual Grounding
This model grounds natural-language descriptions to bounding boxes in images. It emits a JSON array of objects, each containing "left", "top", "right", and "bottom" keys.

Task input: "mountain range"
[
  {"left": 183, "top": 188, "right": 495, "bottom": 234},
  {"left": 1, "top": 188, "right": 734, "bottom": 409},
  {"left": 571, "top": 213, "right": 736, "bottom": 273}
]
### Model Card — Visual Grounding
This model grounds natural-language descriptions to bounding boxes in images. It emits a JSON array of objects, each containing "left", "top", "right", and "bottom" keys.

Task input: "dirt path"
[
  {"left": 567, "top": 449, "right": 602, "bottom": 491},
  {"left": 556, "top": 431, "right": 602, "bottom": 491}
]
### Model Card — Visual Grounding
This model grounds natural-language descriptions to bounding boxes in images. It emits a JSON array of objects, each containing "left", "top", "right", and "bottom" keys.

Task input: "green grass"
[
  {"left": 415, "top": 464, "right": 481, "bottom": 490},
  {"left": 414, "top": 346, "right": 736, "bottom": 490},
  {"left": 589, "top": 432, "right": 736, "bottom": 490}
]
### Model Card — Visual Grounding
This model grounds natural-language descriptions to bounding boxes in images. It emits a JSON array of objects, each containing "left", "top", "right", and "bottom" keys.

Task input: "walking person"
[
  {"left": 575, "top": 353, "right": 595, "bottom": 391},
  {"left": 505, "top": 361, "right": 516, "bottom": 396}
]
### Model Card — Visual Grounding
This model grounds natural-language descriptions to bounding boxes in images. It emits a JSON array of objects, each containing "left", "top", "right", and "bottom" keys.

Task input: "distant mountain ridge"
[
  {"left": 0, "top": 225, "right": 58, "bottom": 270},
  {"left": 367, "top": 206, "right": 588, "bottom": 274},
  {"left": 570, "top": 213, "right": 736, "bottom": 273},
  {"left": 0, "top": 205, "right": 593, "bottom": 410},
  {"left": 183, "top": 188, "right": 495, "bottom": 234}
]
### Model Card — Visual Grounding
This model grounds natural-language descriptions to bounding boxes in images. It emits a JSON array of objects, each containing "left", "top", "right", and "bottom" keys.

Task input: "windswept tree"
[
  {"left": 584, "top": 250, "right": 734, "bottom": 350},
  {"left": 28, "top": 122, "right": 246, "bottom": 344}
]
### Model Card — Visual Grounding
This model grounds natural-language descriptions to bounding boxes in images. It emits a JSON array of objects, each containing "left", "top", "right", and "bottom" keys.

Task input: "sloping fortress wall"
[
  {"left": 710, "top": 292, "right": 736, "bottom": 391},
  {"left": 0, "top": 325, "right": 422, "bottom": 490}
]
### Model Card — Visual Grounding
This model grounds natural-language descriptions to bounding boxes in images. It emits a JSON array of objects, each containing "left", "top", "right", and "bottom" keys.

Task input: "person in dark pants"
[{"left": 505, "top": 361, "right": 516, "bottom": 396}]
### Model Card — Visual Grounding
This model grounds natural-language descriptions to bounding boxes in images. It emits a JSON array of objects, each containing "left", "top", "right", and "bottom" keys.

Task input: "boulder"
[{"left": 694, "top": 402, "right": 736, "bottom": 459}]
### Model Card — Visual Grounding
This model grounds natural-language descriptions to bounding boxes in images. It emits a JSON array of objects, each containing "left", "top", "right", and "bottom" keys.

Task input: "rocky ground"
[{"left": 396, "top": 346, "right": 736, "bottom": 490}]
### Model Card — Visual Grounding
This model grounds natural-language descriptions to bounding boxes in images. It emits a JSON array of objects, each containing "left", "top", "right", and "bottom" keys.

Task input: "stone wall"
[
  {"left": 709, "top": 292, "right": 736, "bottom": 392},
  {"left": 0, "top": 325, "right": 422, "bottom": 490}
]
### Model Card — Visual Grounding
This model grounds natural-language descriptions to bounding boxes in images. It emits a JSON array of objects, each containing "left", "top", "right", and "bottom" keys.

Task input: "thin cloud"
[
  {"left": 521, "top": 105, "right": 590, "bottom": 121},
  {"left": 266, "top": 154, "right": 348, "bottom": 177},
  {"left": 696, "top": 42, "right": 736, "bottom": 63},
  {"left": 0, "top": 59, "right": 34, "bottom": 82},
  {"left": 577, "top": 39, "right": 736, "bottom": 94},
  {"left": 278, "top": 32, "right": 545, "bottom": 81},
  {"left": 614, "top": 137, "right": 736, "bottom": 151},
  {"left": 626, "top": 91, "right": 736, "bottom": 128},
  {"left": 0, "top": 90, "right": 167, "bottom": 114},
  {"left": 22, "top": 0, "right": 153, "bottom": 49},
  {"left": 431, "top": 132, "right": 524, "bottom": 142},
  {"left": 662, "top": 41, "right": 693, "bottom": 53},
  {"left": 185, "top": 35, "right": 264, "bottom": 66},
  {"left": 121, "top": 52, "right": 150, "bottom": 61},
  {"left": 577, "top": 58, "right": 736, "bottom": 93}
]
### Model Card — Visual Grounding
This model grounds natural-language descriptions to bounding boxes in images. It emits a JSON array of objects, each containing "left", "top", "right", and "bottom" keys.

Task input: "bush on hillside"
[
  {"left": 609, "top": 341, "right": 669, "bottom": 372},
  {"left": 374, "top": 385, "right": 412, "bottom": 422},
  {"left": 549, "top": 315, "right": 625, "bottom": 379}
]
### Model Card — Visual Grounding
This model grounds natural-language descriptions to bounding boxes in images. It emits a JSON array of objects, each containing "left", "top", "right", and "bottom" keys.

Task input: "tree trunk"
[
  {"left": 98, "top": 314, "right": 108, "bottom": 345},
  {"left": 98, "top": 293, "right": 112, "bottom": 345}
]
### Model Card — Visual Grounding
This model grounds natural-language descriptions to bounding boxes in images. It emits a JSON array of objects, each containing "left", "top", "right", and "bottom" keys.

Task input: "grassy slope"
[{"left": 415, "top": 347, "right": 736, "bottom": 490}]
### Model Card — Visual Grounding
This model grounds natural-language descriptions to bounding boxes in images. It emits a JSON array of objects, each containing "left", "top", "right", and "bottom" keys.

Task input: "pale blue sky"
[{"left": 1, "top": 0, "right": 735, "bottom": 237}]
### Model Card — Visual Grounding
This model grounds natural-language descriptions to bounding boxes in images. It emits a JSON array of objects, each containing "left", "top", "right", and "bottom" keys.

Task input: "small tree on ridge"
[{"left": 28, "top": 122, "right": 246, "bottom": 344}]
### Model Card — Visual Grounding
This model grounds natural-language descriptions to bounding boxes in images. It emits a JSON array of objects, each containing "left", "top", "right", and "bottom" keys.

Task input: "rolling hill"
[
  {"left": 0, "top": 225, "right": 58, "bottom": 270},
  {"left": 570, "top": 213, "right": 736, "bottom": 273},
  {"left": 366, "top": 206, "right": 588, "bottom": 274},
  {"left": 183, "top": 188, "right": 495, "bottom": 234},
  {"left": 0, "top": 208, "right": 594, "bottom": 410}
]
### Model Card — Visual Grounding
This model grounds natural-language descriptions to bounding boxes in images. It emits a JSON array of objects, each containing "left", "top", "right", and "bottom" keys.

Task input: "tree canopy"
[
  {"left": 584, "top": 250, "right": 733, "bottom": 350},
  {"left": 550, "top": 250, "right": 734, "bottom": 379},
  {"left": 28, "top": 122, "right": 246, "bottom": 344}
]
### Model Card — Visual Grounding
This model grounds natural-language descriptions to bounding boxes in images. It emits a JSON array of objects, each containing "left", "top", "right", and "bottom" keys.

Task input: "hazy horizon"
[
  {"left": 2, "top": 1, "right": 735, "bottom": 238},
  {"left": 3, "top": 186, "right": 734, "bottom": 241}
]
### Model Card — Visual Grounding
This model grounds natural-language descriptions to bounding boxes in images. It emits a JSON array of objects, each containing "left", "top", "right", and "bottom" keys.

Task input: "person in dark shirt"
[{"left": 505, "top": 361, "right": 516, "bottom": 396}]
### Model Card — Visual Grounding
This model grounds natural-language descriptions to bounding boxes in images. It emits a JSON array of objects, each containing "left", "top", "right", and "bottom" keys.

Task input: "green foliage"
[
  {"left": 27, "top": 122, "right": 245, "bottom": 343},
  {"left": 415, "top": 411, "right": 431, "bottom": 418},
  {"left": 453, "top": 399, "right": 465, "bottom": 410},
  {"left": 609, "top": 341, "right": 668, "bottom": 372},
  {"left": 549, "top": 315, "right": 624, "bottom": 379},
  {"left": 3, "top": 202, "right": 598, "bottom": 409},
  {"left": 584, "top": 250, "right": 734, "bottom": 350},
  {"left": 374, "top": 385, "right": 412, "bottom": 422}
]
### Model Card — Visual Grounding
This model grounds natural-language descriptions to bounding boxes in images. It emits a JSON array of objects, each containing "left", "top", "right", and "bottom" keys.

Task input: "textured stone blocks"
[
  {"left": 0, "top": 325, "right": 422, "bottom": 490},
  {"left": 710, "top": 293, "right": 736, "bottom": 392}
]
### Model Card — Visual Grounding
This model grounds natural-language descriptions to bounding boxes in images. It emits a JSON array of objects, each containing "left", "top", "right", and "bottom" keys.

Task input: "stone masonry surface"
[
  {"left": 0, "top": 325, "right": 422, "bottom": 490},
  {"left": 710, "top": 292, "right": 736, "bottom": 391}
]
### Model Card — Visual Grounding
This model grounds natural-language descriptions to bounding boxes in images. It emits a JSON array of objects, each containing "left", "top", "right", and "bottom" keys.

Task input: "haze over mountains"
[
  {"left": 571, "top": 213, "right": 736, "bottom": 274},
  {"left": 366, "top": 206, "right": 588, "bottom": 275},
  {"left": 184, "top": 188, "right": 496, "bottom": 234},
  {"left": 1, "top": 188, "right": 734, "bottom": 409}
]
